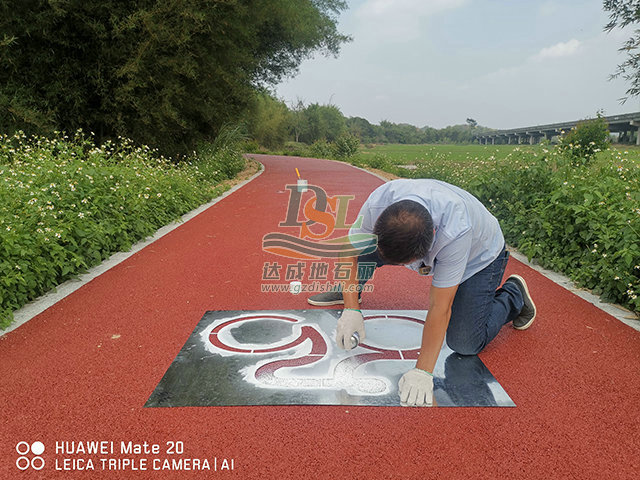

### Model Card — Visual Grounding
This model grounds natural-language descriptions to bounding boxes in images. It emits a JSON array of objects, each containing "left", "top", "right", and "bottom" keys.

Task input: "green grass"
[{"left": 357, "top": 143, "right": 542, "bottom": 165}]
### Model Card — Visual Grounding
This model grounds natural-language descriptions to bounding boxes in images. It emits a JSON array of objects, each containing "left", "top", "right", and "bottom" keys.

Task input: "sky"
[{"left": 275, "top": 0, "right": 640, "bottom": 129}]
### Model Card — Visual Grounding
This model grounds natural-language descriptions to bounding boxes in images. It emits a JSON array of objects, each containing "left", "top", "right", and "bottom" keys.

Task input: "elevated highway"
[{"left": 474, "top": 112, "right": 640, "bottom": 145}]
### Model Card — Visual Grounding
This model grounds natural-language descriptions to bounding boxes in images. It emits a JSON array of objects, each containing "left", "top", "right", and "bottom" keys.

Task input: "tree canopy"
[
  {"left": 604, "top": 0, "right": 640, "bottom": 101},
  {"left": 0, "top": 0, "right": 350, "bottom": 156}
]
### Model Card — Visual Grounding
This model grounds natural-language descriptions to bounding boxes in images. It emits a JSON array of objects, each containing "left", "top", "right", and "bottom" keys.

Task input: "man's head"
[{"left": 373, "top": 199, "right": 433, "bottom": 264}]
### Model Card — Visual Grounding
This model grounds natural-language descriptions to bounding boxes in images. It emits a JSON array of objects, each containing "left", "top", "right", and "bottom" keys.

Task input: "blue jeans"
[{"left": 357, "top": 246, "right": 523, "bottom": 355}]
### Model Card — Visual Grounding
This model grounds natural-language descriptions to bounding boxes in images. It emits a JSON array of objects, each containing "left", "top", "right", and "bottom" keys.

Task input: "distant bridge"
[{"left": 473, "top": 112, "right": 640, "bottom": 145}]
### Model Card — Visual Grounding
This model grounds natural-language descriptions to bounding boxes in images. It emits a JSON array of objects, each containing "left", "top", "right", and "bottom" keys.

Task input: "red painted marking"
[
  {"left": 255, "top": 355, "right": 321, "bottom": 379},
  {"left": 210, "top": 314, "right": 296, "bottom": 334},
  {"left": 209, "top": 334, "right": 251, "bottom": 353},
  {"left": 209, "top": 314, "right": 301, "bottom": 353}
]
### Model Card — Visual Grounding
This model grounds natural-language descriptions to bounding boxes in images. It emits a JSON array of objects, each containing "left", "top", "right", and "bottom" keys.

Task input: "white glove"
[
  {"left": 399, "top": 368, "right": 434, "bottom": 407},
  {"left": 336, "top": 309, "right": 365, "bottom": 350}
]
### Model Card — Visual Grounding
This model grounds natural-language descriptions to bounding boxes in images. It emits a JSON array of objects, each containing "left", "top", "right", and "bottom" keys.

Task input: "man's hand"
[
  {"left": 336, "top": 309, "right": 365, "bottom": 350},
  {"left": 399, "top": 368, "right": 434, "bottom": 407}
]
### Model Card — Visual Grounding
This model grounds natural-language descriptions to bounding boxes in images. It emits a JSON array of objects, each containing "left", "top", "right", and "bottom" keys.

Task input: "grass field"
[
  {"left": 357, "top": 142, "right": 640, "bottom": 163},
  {"left": 356, "top": 143, "right": 542, "bottom": 166}
]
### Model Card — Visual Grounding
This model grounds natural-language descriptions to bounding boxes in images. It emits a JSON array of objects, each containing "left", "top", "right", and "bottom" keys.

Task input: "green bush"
[
  {"left": 365, "top": 154, "right": 392, "bottom": 170},
  {"left": 309, "top": 139, "right": 334, "bottom": 159},
  {"left": 332, "top": 133, "right": 360, "bottom": 158},
  {"left": 0, "top": 130, "right": 244, "bottom": 328},
  {"left": 557, "top": 115, "right": 610, "bottom": 166}
]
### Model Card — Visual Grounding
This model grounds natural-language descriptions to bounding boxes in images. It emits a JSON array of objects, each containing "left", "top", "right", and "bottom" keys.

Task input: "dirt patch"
[
  {"left": 218, "top": 156, "right": 261, "bottom": 190},
  {"left": 363, "top": 166, "right": 400, "bottom": 181}
]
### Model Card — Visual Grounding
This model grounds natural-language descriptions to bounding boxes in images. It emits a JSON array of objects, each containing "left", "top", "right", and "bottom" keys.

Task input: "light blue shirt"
[{"left": 349, "top": 179, "right": 504, "bottom": 288}]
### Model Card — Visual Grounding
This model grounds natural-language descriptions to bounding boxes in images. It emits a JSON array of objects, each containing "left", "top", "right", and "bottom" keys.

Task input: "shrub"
[
  {"left": 309, "top": 139, "right": 333, "bottom": 159},
  {"left": 332, "top": 133, "right": 360, "bottom": 158},
  {"left": 557, "top": 114, "right": 610, "bottom": 166},
  {"left": 0, "top": 130, "right": 244, "bottom": 328}
]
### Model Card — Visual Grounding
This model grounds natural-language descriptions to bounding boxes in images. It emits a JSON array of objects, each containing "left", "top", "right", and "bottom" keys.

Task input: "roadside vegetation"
[
  {"left": 0, "top": 130, "right": 245, "bottom": 328},
  {"left": 0, "top": 1, "right": 350, "bottom": 329},
  {"left": 347, "top": 120, "right": 639, "bottom": 316}
]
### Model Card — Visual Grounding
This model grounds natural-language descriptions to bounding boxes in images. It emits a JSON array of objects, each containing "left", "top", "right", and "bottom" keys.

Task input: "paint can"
[
  {"left": 351, "top": 331, "right": 360, "bottom": 349},
  {"left": 297, "top": 179, "right": 308, "bottom": 192}
]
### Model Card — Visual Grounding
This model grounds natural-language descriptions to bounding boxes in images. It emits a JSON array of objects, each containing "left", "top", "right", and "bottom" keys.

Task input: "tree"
[
  {"left": 289, "top": 98, "right": 307, "bottom": 143},
  {"left": 300, "top": 103, "right": 345, "bottom": 143},
  {"left": 0, "top": 0, "right": 350, "bottom": 156},
  {"left": 346, "top": 116, "right": 377, "bottom": 143},
  {"left": 604, "top": 0, "right": 640, "bottom": 101},
  {"left": 245, "top": 92, "right": 290, "bottom": 149}
]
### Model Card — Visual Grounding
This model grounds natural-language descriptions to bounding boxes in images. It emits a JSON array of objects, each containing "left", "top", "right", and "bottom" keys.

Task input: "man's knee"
[{"left": 446, "top": 333, "right": 484, "bottom": 356}]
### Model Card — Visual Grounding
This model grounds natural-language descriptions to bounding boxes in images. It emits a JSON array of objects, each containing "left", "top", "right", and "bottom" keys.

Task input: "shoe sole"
[
  {"left": 307, "top": 297, "right": 362, "bottom": 307},
  {"left": 509, "top": 274, "right": 537, "bottom": 330}
]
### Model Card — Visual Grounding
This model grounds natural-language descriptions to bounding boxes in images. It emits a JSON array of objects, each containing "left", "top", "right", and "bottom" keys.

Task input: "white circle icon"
[
  {"left": 32, "top": 456, "right": 45, "bottom": 470},
  {"left": 16, "top": 442, "right": 30, "bottom": 455},
  {"left": 16, "top": 457, "right": 30, "bottom": 471},
  {"left": 31, "top": 441, "right": 45, "bottom": 455}
]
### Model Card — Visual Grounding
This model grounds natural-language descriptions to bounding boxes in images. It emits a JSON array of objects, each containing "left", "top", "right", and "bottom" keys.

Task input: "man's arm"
[
  {"left": 415, "top": 284, "right": 458, "bottom": 373},
  {"left": 341, "top": 255, "right": 360, "bottom": 309},
  {"left": 398, "top": 283, "right": 458, "bottom": 406}
]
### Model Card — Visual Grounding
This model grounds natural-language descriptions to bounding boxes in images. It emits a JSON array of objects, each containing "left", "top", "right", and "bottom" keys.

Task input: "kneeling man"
[{"left": 307, "top": 179, "right": 536, "bottom": 407}]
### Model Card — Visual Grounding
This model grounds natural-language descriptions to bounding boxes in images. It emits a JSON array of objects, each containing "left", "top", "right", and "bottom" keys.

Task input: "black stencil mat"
[{"left": 145, "top": 310, "right": 515, "bottom": 408}]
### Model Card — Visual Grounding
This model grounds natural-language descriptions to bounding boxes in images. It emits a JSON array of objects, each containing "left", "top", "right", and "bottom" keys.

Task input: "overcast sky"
[{"left": 275, "top": 0, "right": 640, "bottom": 129}]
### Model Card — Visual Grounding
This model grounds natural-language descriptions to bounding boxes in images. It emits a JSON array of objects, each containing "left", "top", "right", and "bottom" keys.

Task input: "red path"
[{"left": 1, "top": 154, "right": 639, "bottom": 479}]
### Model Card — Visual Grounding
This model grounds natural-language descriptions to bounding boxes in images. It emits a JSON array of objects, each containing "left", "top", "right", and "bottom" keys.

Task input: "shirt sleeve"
[
  {"left": 348, "top": 202, "right": 375, "bottom": 237},
  {"left": 431, "top": 231, "right": 473, "bottom": 288}
]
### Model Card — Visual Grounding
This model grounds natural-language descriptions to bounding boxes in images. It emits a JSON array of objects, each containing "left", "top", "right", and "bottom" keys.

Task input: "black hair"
[{"left": 373, "top": 200, "right": 433, "bottom": 264}]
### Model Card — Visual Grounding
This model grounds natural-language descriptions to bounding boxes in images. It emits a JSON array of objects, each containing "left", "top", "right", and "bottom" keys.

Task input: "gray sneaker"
[
  {"left": 506, "top": 275, "right": 536, "bottom": 330},
  {"left": 307, "top": 291, "right": 362, "bottom": 307}
]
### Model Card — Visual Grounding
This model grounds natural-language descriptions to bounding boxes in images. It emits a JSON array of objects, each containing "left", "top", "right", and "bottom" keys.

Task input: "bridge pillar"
[
  {"left": 491, "top": 137, "right": 495, "bottom": 145},
  {"left": 631, "top": 121, "right": 640, "bottom": 145},
  {"left": 529, "top": 135, "right": 535, "bottom": 145}
]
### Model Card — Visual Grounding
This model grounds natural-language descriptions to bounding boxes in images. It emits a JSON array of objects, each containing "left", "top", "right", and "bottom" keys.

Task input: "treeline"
[
  {"left": 244, "top": 93, "right": 493, "bottom": 149},
  {"left": 1, "top": 1, "right": 491, "bottom": 158},
  {"left": 0, "top": 1, "right": 350, "bottom": 158}
]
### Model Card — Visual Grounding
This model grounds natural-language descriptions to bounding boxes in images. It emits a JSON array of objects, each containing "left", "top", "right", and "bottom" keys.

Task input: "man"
[{"left": 307, "top": 179, "right": 536, "bottom": 407}]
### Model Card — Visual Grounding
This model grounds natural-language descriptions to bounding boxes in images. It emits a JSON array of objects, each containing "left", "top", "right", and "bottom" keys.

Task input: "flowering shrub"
[
  {"left": 347, "top": 144, "right": 640, "bottom": 315},
  {"left": 556, "top": 115, "right": 610, "bottom": 166},
  {"left": 0, "top": 131, "right": 245, "bottom": 328}
]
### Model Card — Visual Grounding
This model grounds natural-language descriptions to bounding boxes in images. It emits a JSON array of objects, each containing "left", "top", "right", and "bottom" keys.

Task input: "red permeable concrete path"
[{"left": 1, "top": 154, "right": 639, "bottom": 479}]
